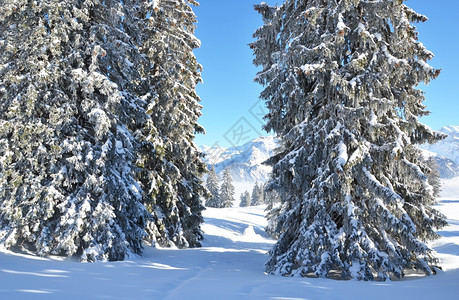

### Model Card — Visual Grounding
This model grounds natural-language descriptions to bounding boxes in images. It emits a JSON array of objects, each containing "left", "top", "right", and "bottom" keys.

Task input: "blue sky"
[{"left": 193, "top": 0, "right": 459, "bottom": 148}]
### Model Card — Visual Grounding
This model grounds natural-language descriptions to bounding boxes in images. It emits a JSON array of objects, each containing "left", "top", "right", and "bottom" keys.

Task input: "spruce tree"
[
  {"left": 251, "top": 182, "right": 265, "bottom": 206},
  {"left": 205, "top": 165, "right": 221, "bottom": 208},
  {"left": 253, "top": 0, "right": 447, "bottom": 280},
  {"left": 240, "top": 191, "right": 251, "bottom": 207},
  {"left": 0, "top": 0, "right": 149, "bottom": 261},
  {"left": 0, "top": 0, "right": 206, "bottom": 259},
  {"left": 137, "top": 0, "right": 206, "bottom": 248},
  {"left": 219, "top": 169, "right": 235, "bottom": 208}
]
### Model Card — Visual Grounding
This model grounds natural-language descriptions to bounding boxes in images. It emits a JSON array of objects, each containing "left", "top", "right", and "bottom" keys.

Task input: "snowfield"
[{"left": 1, "top": 178, "right": 459, "bottom": 299}]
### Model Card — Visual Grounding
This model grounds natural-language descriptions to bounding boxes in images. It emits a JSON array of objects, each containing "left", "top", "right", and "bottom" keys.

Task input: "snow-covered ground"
[{"left": 1, "top": 178, "right": 459, "bottom": 299}]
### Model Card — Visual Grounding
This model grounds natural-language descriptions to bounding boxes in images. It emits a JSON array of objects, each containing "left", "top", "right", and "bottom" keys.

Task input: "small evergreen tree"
[
  {"left": 253, "top": 0, "right": 447, "bottom": 280},
  {"left": 205, "top": 165, "right": 221, "bottom": 208},
  {"left": 240, "top": 191, "right": 251, "bottom": 207},
  {"left": 251, "top": 183, "right": 264, "bottom": 206},
  {"left": 219, "top": 169, "right": 235, "bottom": 208}
]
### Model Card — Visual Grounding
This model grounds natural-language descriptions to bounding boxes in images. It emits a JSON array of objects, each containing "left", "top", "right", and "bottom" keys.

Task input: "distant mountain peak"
[
  {"left": 200, "top": 126, "right": 459, "bottom": 187},
  {"left": 441, "top": 125, "right": 459, "bottom": 134},
  {"left": 200, "top": 135, "right": 277, "bottom": 184},
  {"left": 422, "top": 125, "right": 459, "bottom": 166}
]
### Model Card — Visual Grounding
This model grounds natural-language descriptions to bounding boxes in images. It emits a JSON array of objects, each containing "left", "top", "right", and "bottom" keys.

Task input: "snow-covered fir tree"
[
  {"left": 137, "top": 0, "right": 206, "bottom": 248},
  {"left": 251, "top": 182, "right": 265, "bottom": 206},
  {"left": 0, "top": 0, "right": 206, "bottom": 260},
  {"left": 219, "top": 169, "right": 235, "bottom": 208},
  {"left": 252, "top": 0, "right": 447, "bottom": 280},
  {"left": 0, "top": 0, "right": 150, "bottom": 261},
  {"left": 240, "top": 191, "right": 251, "bottom": 207},
  {"left": 205, "top": 165, "right": 220, "bottom": 208}
]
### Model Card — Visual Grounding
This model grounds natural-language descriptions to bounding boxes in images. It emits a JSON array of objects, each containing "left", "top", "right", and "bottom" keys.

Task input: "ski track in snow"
[{"left": 1, "top": 179, "right": 459, "bottom": 299}]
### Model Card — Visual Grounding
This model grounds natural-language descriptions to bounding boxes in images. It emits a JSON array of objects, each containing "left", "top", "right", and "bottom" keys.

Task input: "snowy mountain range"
[
  {"left": 200, "top": 136, "right": 277, "bottom": 184},
  {"left": 418, "top": 125, "right": 459, "bottom": 178},
  {"left": 421, "top": 125, "right": 459, "bottom": 161},
  {"left": 419, "top": 149, "right": 459, "bottom": 179},
  {"left": 201, "top": 126, "right": 459, "bottom": 185}
]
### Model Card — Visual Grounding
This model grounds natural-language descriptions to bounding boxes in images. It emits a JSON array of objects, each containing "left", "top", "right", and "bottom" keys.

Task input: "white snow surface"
[{"left": 1, "top": 178, "right": 459, "bottom": 298}]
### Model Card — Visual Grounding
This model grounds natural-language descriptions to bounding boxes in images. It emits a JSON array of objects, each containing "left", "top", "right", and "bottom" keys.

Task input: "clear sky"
[{"left": 192, "top": 0, "right": 459, "bottom": 148}]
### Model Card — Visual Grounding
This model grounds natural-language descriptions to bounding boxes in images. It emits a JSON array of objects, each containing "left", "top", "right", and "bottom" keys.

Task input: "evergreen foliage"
[
  {"left": 240, "top": 191, "right": 251, "bottom": 207},
  {"left": 264, "top": 186, "right": 281, "bottom": 238},
  {"left": 0, "top": 0, "right": 205, "bottom": 260},
  {"left": 251, "top": 182, "right": 265, "bottom": 206},
  {"left": 219, "top": 169, "right": 235, "bottom": 208},
  {"left": 265, "top": 189, "right": 283, "bottom": 239},
  {"left": 205, "top": 165, "right": 221, "bottom": 208},
  {"left": 264, "top": 187, "right": 280, "bottom": 208},
  {"left": 253, "top": 0, "right": 447, "bottom": 280},
  {"left": 138, "top": 0, "right": 206, "bottom": 248},
  {"left": 424, "top": 157, "right": 442, "bottom": 198}
]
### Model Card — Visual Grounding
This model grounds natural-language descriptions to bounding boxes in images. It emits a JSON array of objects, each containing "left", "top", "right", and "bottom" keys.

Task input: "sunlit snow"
[{"left": 0, "top": 179, "right": 458, "bottom": 299}]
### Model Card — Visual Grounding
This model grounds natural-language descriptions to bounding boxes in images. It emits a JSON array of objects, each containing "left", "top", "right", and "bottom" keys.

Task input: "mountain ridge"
[
  {"left": 421, "top": 125, "right": 459, "bottom": 165},
  {"left": 200, "top": 126, "right": 459, "bottom": 186},
  {"left": 200, "top": 135, "right": 277, "bottom": 184}
]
